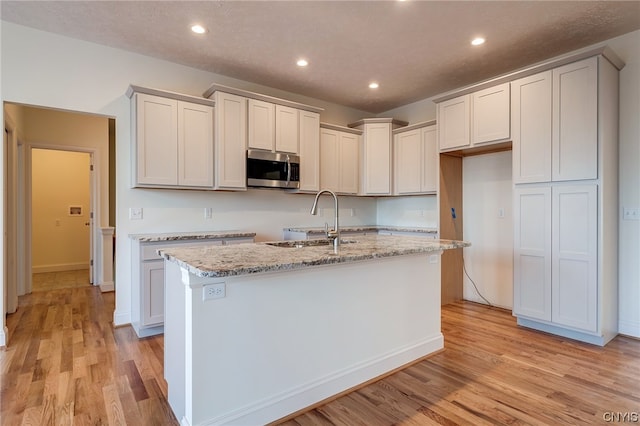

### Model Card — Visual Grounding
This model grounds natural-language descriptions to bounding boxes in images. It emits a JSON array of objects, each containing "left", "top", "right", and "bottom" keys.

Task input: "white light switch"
[
  {"left": 498, "top": 208, "right": 505, "bottom": 218},
  {"left": 204, "top": 207, "right": 213, "bottom": 219}
]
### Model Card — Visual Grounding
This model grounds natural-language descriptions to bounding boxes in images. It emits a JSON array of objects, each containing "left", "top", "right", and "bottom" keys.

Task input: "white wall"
[
  {"left": 0, "top": 22, "right": 377, "bottom": 330},
  {"left": 462, "top": 152, "right": 513, "bottom": 309}
]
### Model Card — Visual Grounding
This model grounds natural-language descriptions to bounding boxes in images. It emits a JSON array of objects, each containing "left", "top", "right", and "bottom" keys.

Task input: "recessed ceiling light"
[
  {"left": 471, "top": 37, "right": 485, "bottom": 46},
  {"left": 296, "top": 59, "right": 309, "bottom": 67},
  {"left": 191, "top": 24, "right": 207, "bottom": 34},
  {"left": 369, "top": 82, "right": 379, "bottom": 89}
]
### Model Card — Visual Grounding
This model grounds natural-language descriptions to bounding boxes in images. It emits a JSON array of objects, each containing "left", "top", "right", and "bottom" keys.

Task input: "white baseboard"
[
  {"left": 33, "top": 263, "right": 90, "bottom": 273},
  {"left": 619, "top": 320, "right": 640, "bottom": 338},
  {"left": 0, "top": 326, "right": 8, "bottom": 347},
  {"left": 113, "top": 310, "right": 130, "bottom": 327},
  {"left": 99, "top": 281, "right": 115, "bottom": 292},
  {"left": 206, "top": 334, "right": 444, "bottom": 425}
]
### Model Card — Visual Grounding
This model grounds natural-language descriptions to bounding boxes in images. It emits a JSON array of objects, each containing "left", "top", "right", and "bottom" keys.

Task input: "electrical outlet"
[
  {"left": 623, "top": 207, "right": 640, "bottom": 221},
  {"left": 349, "top": 208, "right": 355, "bottom": 217},
  {"left": 203, "top": 283, "right": 225, "bottom": 300},
  {"left": 204, "top": 207, "right": 213, "bottom": 219},
  {"left": 129, "top": 207, "right": 143, "bottom": 220}
]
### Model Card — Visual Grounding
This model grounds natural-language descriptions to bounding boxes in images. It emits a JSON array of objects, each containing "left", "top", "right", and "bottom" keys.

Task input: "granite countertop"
[
  {"left": 158, "top": 234, "right": 469, "bottom": 278},
  {"left": 284, "top": 225, "right": 438, "bottom": 235},
  {"left": 129, "top": 230, "right": 256, "bottom": 242}
]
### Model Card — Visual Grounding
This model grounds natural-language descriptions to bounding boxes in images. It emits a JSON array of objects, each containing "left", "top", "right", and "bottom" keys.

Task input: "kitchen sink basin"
[{"left": 265, "top": 239, "right": 356, "bottom": 249}]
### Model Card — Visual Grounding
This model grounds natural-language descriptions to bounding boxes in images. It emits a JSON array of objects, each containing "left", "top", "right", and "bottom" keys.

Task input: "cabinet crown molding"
[
  {"left": 126, "top": 85, "right": 215, "bottom": 107},
  {"left": 320, "top": 122, "right": 363, "bottom": 135},
  {"left": 203, "top": 83, "right": 324, "bottom": 114},
  {"left": 392, "top": 120, "right": 437, "bottom": 134},
  {"left": 433, "top": 46, "right": 624, "bottom": 104},
  {"left": 347, "top": 117, "right": 409, "bottom": 129}
]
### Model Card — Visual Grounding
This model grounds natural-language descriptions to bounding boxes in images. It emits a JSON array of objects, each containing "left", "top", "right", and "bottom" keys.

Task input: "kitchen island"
[{"left": 159, "top": 234, "right": 469, "bottom": 426}]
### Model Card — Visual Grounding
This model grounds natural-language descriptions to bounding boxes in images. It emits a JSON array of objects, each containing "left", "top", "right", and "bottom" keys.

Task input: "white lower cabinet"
[
  {"left": 131, "top": 236, "right": 254, "bottom": 337},
  {"left": 514, "top": 183, "right": 607, "bottom": 344}
]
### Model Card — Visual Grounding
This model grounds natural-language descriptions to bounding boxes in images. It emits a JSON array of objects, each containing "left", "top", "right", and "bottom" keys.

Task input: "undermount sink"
[{"left": 265, "top": 239, "right": 356, "bottom": 249}]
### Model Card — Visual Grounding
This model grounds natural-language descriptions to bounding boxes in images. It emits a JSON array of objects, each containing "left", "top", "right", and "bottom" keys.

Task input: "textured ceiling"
[{"left": 2, "top": 1, "right": 640, "bottom": 113}]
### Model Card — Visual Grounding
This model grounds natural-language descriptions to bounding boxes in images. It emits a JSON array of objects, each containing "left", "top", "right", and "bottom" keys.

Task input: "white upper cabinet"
[
  {"left": 134, "top": 93, "right": 178, "bottom": 186},
  {"left": 130, "top": 89, "right": 214, "bottom": 189},
  {"left": 437, "top": 82, "right": 510, "bottom": 152},
  {"left": 275, "top": 105, "right": 299, "bottom": 154},
  {"left": 394, "top": 129, "right": 421, "bottom": 194},
  {"left": 178, "top": 102, "right": 214, "bottom": 187},
  {"left": 421, "top": 125, "right": 438, "bottom": 193},
  {"left": 320, "top": 125, "right": 360, "bottom": 195},
  {"left": 247, "top": 99, "right": 275, "bottom": 151},
  {"left": 511, "top": 71, "right": 553, "bottom": 184},
  {"left": 349, "top": 118, "right": 408, "bottom": 196},
  {"left": 552, "top": 57, "right": 598, "bottom": 182},
  {"left": 393, "top": 122, "right": 437, "bottom": 195},
  {"left": 512, "top": 57, "right": 599, "bottom": 184},
  {"left": 361, "top": 122, "right": 392, "bottom": 195},
  {"left": 437, "top": 95, "right": 470, "bottom": 151},
  {"left": 339, "top": 132, "right": 360, "bottom": 195},
  {"left": 472, "top": 82, "right": 510, "bottom": 145},
  {"left": 214, "top": 91, "right": 247, "bottom": 190},
  {"left": 298, "top": 111, "right": 321, "bottom": 192}
]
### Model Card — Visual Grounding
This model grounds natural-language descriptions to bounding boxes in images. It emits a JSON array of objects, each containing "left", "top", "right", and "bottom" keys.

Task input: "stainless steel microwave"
[{"left": 246, "top": 149, "right": 300, "bottom": 189}]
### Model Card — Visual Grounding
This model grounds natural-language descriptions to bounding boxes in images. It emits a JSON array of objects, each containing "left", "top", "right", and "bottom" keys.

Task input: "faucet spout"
[{"left": 310, "top": 189, "right": 340, "bottom": 250}]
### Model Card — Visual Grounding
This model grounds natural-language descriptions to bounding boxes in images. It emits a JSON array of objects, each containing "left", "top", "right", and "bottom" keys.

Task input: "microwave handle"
[{"left": 286, "top": 155, "right": 291, "bottom": 186}]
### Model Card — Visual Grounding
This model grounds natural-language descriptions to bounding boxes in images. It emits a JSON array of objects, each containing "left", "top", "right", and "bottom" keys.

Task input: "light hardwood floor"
[
  {"left": 32, "top": 270, "right": 91, "bottom": 292},
  {"left": 2, "top": 286, "right": 638, "bottom": 425}
]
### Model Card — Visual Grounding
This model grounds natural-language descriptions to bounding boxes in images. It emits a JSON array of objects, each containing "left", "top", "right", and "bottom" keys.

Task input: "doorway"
[{"left": 31, "top": 148, "right": 94, "bottom": 290}]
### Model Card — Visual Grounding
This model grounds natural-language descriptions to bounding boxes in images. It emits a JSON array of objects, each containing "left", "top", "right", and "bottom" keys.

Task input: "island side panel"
[
  {"left": 164, "top": 260, "right": 188, "bottom": 424},
  {"left": 175, "top": 253, "right": 443, "bottom": 425}
]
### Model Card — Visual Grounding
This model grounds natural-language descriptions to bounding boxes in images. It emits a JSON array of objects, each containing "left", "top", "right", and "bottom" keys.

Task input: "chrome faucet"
[{"left": 310, "top": 189, "right": 340, "bottom": 250}]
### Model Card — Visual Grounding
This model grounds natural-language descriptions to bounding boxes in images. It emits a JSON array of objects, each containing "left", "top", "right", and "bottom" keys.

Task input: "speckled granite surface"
[
  {"left": 159, "top": 234, "right": 469, "bottom": 278},
  {"left": 129, "top": 231, "right": 256, "bottom": 242},
  {"left": 284, "top": 225, "right": 438, "bottom": 235}
]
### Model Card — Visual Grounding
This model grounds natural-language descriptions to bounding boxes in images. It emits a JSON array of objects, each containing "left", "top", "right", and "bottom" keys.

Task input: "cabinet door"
[
  {"left": 275, "top": 105, "right": 299, "bottom": 154},
  {"left": 214, "top": 92, "right": 247, "bottom": 189},
  {"left": 362, "top": 123, "right": 392, "bottom": 195},
  {"left": 177, "top": 101, "right": 214, "bottom": 187},
  {"left": 142, "top": 261, "right": 165, "bottom": 326},
  {"left": 135, "top": 93, "right": 178, "bottom": 185},
  {"left": 512, "top": 71, "right": 552, "bottom": 184},
  {"left": 552, "top": 184, "right": 598, "bottom": 332},
  {"left": 394, "top": 130, "right": 421, "bottom": 194},
  {"left": 438, "top": 94, "right": 470, "bottom": 151},
  {"left": 552, "top": 57, "right": 598, "bottom": 182},
  {"left": 298, "top": 111, "right": 320, "bottom": 192},
  {"left": 513, "top": 186, "right": 552, "bottom": 321},
  {"left": 339, "top": 133, "right": 359, "bottom": 194},
  {"left": 421, "top": 125, "right": 438, "bottom": 193},
  {"left": 247, "top": 99, "right": 275, "bottom": 151},
  {"left": 472, "top": 82, "right": 510, "bottom": 145},
  {"left": 320, "top": 128, "right": 340, "bottom": 192}
]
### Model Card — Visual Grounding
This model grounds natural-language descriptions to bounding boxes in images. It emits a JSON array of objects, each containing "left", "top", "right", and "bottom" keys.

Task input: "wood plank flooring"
[
  {"left": 279, "top": 303, "right": 640, "bottom": 425},
  {"left": 32, "top": 270, "right": 91, "bottom": 292},
  {"left": 1, "top": 286, "right": 177, "bottom": 425},
  {"left": 2, "top": 285, "right": 638, "bottom": 425}
]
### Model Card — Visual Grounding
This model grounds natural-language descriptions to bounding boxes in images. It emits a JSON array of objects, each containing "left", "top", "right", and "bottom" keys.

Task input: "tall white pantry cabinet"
[{"left": 512, "top": 55, "right": 620, "bottom": 346}]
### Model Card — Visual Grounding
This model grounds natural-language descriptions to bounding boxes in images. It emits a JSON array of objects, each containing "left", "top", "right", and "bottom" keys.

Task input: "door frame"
[{"left": 25, "top": 144, "right": 99, "bottom": 291}]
